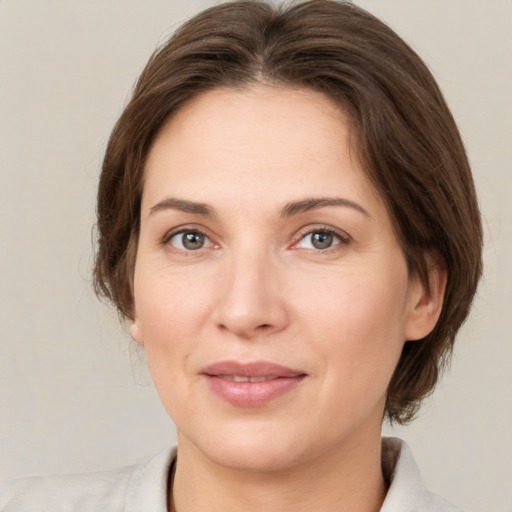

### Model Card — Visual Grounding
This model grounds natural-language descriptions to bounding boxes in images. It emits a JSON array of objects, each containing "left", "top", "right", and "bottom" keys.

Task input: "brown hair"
[{"left": 94, "top": 0, "right": 482, "bottom": 424}]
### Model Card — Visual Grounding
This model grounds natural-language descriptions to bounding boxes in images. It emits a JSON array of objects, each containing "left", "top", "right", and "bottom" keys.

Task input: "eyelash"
[
  {"left": 161, "top": 225, "right": 351, "bottom": 253},
  {"left": 162, "top": 227, "right": 213, "bottom": 251},
  {"left": 293, "top": 225, "right": 351, "bottom": 252}
]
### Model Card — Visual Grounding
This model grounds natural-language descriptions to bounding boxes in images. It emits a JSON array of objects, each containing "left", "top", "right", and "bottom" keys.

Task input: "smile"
[{"left": 201, "top": 361, "right": 307, "bottom": 407}]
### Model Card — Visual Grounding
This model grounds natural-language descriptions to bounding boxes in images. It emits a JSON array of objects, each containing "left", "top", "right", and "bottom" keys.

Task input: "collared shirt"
[{"left": 0, "top": 438, "right": 465, "bottom": 511}]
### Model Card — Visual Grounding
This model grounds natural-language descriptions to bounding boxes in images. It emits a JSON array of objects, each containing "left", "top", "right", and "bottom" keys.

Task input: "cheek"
[
  {"left": 292, "top": 264, "right": 410, "bottom": 387},
  {"left": 135, "top": 260, "right": 214, "bottom": 336},
  {"left": 132, "top": 265, "right": 215, "bottom": 386},
  {"left": 133, "top": 275, "right": 208, "bottom": 421},
  {"left": 295, "top": 263, "right": 409, "bottom": 334}
]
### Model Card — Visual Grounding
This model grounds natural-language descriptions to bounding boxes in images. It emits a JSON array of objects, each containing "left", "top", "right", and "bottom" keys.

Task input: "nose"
[{"left": 213, "top": 249, "right": 288, "bottom": 340}]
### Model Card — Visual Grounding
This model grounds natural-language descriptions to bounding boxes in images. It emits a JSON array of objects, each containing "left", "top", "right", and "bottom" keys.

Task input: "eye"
[
  {"left": 295, "top": 228, "right": 348, "bottom": 251},
  {"left": 167, "top": 230, "right": 212, "bottom": 251}
]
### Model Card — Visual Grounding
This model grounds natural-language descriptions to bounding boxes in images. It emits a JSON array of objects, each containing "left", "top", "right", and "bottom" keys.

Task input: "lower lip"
[{"left": 203, "top": 375, "right": 306, "bottom": 407}]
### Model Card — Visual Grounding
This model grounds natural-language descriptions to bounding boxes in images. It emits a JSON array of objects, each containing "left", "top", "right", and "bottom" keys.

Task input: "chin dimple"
[{"left": 222, "top": 375, "right": 278, "bottom": 383}]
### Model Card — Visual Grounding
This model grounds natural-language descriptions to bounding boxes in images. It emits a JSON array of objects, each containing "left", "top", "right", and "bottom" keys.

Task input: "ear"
[
  {"left": 404, "top": 253, "right": 447, "bottom": 341},
  {"left": 130, "top": 321, "right": 144, "bottom": 345}
]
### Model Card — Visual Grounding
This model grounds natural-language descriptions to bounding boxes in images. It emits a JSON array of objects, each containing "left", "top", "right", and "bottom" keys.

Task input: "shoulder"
[
  {"left": 381, "top": 437, "right": 469, "bottom": 512},
  {"left": 0, "top": 447, "right": 175, "bottom": 512},
  {"left": 0, "top": 466, "right": 135, "bottom": 512}
]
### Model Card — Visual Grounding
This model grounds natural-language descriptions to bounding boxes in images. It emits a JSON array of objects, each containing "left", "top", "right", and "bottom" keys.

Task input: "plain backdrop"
[{"left": 1, "top": 1, "right": 511, "bottom": 511}]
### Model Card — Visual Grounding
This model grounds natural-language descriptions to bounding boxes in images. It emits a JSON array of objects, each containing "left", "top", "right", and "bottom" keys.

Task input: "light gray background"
[{"left": 1, "top": 1, "right": 510, "bottom": 511}]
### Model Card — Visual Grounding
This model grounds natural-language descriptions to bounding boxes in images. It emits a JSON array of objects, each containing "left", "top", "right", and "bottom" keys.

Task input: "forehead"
[{"left": 142, "top": 85, "right": 382, "bottom": 215}]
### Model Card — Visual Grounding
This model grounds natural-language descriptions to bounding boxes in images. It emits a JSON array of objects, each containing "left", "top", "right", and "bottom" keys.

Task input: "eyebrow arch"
[
  {"left": 280, "top": 197, "right": 371, "bottom": 218},
  {"left": 149, "top": 198, "right": 216, "bottom": 217}
]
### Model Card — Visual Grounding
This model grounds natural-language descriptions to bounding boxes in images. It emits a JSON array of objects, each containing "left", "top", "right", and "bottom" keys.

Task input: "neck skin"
[{"left": 170, "top": 421, "right": 387, "bottom": 512}]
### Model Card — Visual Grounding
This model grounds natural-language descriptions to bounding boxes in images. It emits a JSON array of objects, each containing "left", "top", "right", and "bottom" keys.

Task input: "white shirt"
[{"left": 0, "top": 438, "right": 465, "bottom": 511}]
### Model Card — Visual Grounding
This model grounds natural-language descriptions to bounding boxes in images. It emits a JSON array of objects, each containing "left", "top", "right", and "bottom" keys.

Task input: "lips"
[{"left": 201, "top": 361, "right": 307, "bottom": 407}]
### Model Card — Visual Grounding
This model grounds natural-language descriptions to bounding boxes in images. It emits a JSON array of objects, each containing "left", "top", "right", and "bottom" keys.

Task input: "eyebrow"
[
  {"left": 148, "top": 196, "right": 371, "bottom": 219},
  {"left": 280, "top": 197, "right": 371, "bottom": 218},
  {"left": 149, "top": 198, "right": 216, "bottom": 217}
]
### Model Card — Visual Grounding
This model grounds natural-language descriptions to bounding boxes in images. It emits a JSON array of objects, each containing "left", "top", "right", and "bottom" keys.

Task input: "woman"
[{"left": 1, "top": 1, "right": 482, "bottom": 511}]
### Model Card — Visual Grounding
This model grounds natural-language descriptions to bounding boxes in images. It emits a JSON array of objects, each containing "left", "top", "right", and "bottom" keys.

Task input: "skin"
[{"left": 131, "top": 85, "right": 445, "bottom": 512}]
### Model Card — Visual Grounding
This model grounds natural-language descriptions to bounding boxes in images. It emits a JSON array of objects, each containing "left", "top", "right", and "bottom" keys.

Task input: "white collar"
[{"left": 124, "top": 438, "right": 462, "bottom": 512}]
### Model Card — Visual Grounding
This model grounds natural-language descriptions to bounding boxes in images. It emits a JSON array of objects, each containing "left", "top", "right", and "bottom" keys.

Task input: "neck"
[{"left": 171, "top": 430, "right": 386, "bottom": 512}]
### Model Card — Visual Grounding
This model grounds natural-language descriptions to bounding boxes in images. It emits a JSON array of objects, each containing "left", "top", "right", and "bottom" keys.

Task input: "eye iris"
[
  {"left": 312, "top": 231, "right": 333, "bottom": 249},
  {"left": 182, "top": 232, "right": 204, "bottom": 250}
]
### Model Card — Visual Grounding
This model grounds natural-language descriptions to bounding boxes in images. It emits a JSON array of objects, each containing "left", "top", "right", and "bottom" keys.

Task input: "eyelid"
[
  {"left": 161, "top": 224, "right": 218, "bottom": 249},
  {"left": 160, "top": 223, "right": 351, "bottom": 252},
  {"left": 292, "top": 224, "right": 352, "bottom": 249}
]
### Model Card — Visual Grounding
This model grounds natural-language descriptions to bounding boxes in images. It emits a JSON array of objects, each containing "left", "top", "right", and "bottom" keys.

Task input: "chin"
[
  {"left": 179, "top": 422, "right": 314, "bottom": 473},
  {"left": 210, "top": 441, "right": 308, "bottom": 473}
]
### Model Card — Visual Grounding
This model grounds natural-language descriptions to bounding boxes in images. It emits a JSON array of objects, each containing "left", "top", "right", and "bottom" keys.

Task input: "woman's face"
[{"left": 132, "top": 86, "right": 432, "bottom": 472}]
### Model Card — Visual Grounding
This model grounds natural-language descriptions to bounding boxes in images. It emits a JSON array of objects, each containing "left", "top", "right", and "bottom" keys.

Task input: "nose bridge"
[{"left": 215, "top": 241, "right": 286, "bottom": 338}]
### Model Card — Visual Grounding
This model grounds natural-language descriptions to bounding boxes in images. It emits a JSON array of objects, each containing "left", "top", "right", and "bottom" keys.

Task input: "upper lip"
[{"left": 201, "top": 360, "right": 306, "bottom": 378}]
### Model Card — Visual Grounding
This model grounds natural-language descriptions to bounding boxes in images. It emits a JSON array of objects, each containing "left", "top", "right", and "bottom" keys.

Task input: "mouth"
[
  {"left": 201, "top": 360, "right": 307, "bottom": 407},
  {"left": 202, "top": 360, "right": 306, "bottom": 378},
  {"left": 201, "top": 361, "right": 307, "bottom": 407}
]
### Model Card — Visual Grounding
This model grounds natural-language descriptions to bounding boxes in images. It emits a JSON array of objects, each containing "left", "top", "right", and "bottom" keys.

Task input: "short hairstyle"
[{"left": 94, "top": 0, "right": 483, "bottom": 424}]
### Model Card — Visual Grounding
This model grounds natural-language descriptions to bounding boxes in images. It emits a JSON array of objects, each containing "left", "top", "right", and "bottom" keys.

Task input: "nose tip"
[
  {"left": 217, "top": 319, "right": 276, "bottom": 340},
  {"left": 214, "top": 258, "right": 288, "bottom": 340},
  {"left": 216, "top": 293, "right": 287, "bottom": 339}
]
